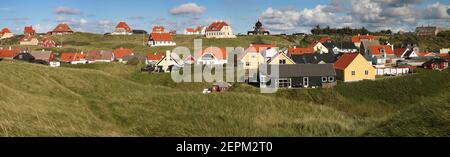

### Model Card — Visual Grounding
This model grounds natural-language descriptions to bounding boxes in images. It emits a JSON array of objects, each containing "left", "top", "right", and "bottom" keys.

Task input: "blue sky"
[{"left": 1, "top": 0, "right": 449, "bottom": 34}]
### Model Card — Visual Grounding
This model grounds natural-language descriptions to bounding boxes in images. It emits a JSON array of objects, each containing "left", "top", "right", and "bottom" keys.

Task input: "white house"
[
  {"left": 196, "top": 47, "right": 228, "bottom": 65},
  {"left": 155, "top": 50, "right": 183, "bottom": 72},
  {"left": 205, "top": 21, "right": 236, "bottom": 39},
  {"left": 310, "top": 41, "right": 329, "bottom": 54},
  {"left": 148, "top": 32, "right": 176, "bottom": 47},
  {"left": 0, "top": 28, "right": 14, "bottom": 39},
  {"left": 111, "top": 21, "right": 133, "bottom": 35}
]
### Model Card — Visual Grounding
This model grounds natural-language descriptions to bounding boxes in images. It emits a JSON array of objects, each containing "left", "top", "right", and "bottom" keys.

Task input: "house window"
[
  {"left": 277, "top": 78, "right": 291, "bottom": 88},
  {"left": 246, "top": 62, "right": 250, "bottom": 66},
  {"left": 365, "top": 70, "right": 369, "bottom": 76},
  {"left": 328, "top": 76, "right": 334, "bottom": 82},
  {"left": 279, "top": 59, "right": 286, "bottom": 64},
  {"left": 322, "top": 77, "right": 327, "bottom": 82},
  {"left": 351, "top": 71, "right": 356, "bottom": 76}
]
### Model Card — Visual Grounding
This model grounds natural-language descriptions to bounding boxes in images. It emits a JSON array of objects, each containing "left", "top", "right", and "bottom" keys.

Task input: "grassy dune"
[
  {"left": 1, "top": 60, "right": 449, "bottom": 137},
  {"left": 1, "top": 33, "right": 449, "bottom": 137}
]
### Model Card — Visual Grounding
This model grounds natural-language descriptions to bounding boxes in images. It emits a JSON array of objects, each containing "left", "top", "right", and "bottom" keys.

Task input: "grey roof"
[
  {"left": 335, "top": 42, "right": 358, "bottom": 49},
  {"left": 85, "top": 50, "right": 113, "bottom": 61},
  {"left": 260, "top": 64, "right": 336, "bottom": 78},
  {"left": 30, "top": 51, "right": 52, "bottom": 61},
  {"left": 361, "top": 40, "right": 380, "bottom": 50},
  {"left": 291, "top": 53, "right": 338, "bottom": 64}
]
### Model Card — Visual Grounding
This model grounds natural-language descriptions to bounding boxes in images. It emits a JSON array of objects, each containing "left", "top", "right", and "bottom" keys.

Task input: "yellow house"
[
  {"left": 240, "top": 44, "right": 276, "bottom": 70},
  {"left": 334, "top": 53, "right": 375, "bottom": 82},
  {"left": 268, "top": 52, "right": 295, "bottom": 65}
]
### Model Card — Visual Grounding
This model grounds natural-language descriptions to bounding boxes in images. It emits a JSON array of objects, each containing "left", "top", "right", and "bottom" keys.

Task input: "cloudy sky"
[{"left": 0, "top": 0, "right": 449, "bottom": 34}]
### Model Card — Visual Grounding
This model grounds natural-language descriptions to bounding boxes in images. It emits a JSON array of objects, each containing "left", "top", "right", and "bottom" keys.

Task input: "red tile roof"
[
  {"left": 145, "top": 53, "right": 164, "bottom": 61},
  {"left": 186, "top": 28, "right": 196, "bottom": 33},
  {"left": 206, "top": 21, "right": 229, "bottom": 32},
  {"left": 0, "top": 47, "right": 20, "bottom": 58},
  {"left": 352, "top": 35, "right": 376, "bottom": 43},
  {"left": 1, "top": 28, "right": 11, "bottom": 35},
  {"left": 60, "top": 52, "right": 86, "bottom": 62},
  {"left": 39, "top": 37, "right": 56, "bottom": 47},
  {"left": 368, "top": 45, "right": 393, "bottom": 55},
  {"left": 319, "top": 36, "right": 332, "bottom": 43},
  {"left": 20, "top": 35, "right": 36, "bottom": 42},
  {"left": 116, "top": 22, "right": 132, "bottom": 33},
  {"left": 150, "top": 33, "right": 173, "bottom": 41},
  {"left": 113, "top": 47, "right": 133, "bottom": 58},
  {"left": 288, "top": 47, "right": 315, "bottom": 55},
  {"left": 24, "top": 26, "right": 35, "bottom": 34},
  {"left": 394, "top": 48, "right": 407, "bottom": 57},
  {"left": 152, "top": 26, "right": 165, "bottom": 33},
  {"left": 51, "top": 23, "right": 73, "bottom": 33},
  {"left": 197, "top": 47, "right": 228, "bottom": 60},
  {"left": 334, "top": 53, "right": 360, "bottom": 70}
]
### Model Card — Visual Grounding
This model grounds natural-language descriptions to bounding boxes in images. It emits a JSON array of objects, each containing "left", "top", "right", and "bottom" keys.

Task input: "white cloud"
[
  {"left": 420, "top": 2, "right": 450, "bottom": 19},
  {"left": 169, "top": 3, "right": 205, "bottom": 15},
  {"left": 53, "top": 7, "right": 82, "bottom": 15},
  {"left": 260, "top": 5, "right": 352, "bottom": 33}
]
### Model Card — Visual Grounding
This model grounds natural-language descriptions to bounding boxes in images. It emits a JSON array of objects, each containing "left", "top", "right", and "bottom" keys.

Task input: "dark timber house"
[{"left": 259, "top": 64, "right": 337, "bottom": 88}]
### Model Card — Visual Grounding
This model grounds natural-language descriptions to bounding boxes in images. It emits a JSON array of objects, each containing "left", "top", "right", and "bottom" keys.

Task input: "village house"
[
  {"left": 327, "top": 42, "right": 358, "bottom": 54},
  {"left": 266, "top": 51, "right": 295, "bottom": 65},
  {"left": 334, "top": 53, "right": 375, "bottom": 82},
  {"left": 422, "top": 58, "right": 449, "bottom": 70},
  {"left": 0, "top": 28, "right": 14, "bottom": 39},
  {"left": 205, "top": 20, "right": 236, "bottom": 39},
  {"left": 13, "top": 51, "right": 35, "bottom": 62},
  {"left": 152, "top": 26, "right": 165, "bottom": 33},
  {"left": 360, "top": 40, "right": 380, "bottom": 57},
  {"left": 0, "top": 47, "right": 21, "bottom": 59},
  {"left": 240, "top": 44, "right": 276, "bottom": 70},
  {"left": 366, "top": 45, "right": 395, "bottom": 67},
  {"left": 184, "top": 25, "right": 206, "bottom": 35},
  {"left": 145, "top": 53, "right": 164, "bottom": 65},
  {"left": 184, "top": 55, "right": 196, "bottom": 65},
  {"left": 48, "top": 23, "right": 74, "bottom": 35},
  {"left": 247, "top": 20, "right": 270, "bottom": 35},
  {"left": 113, "top": 47, "right": 134, "bottom": 62},
  {"left": 39, "top": 37, "right": 57, "bottom": 48},
  {"left": 197, "top": 47, "right": 228, "bottom": 65},
  {"left": 19, "top": 35, "right": 39, "bottom": 45},
  {"left": 415, "top": 26, "right": 450, "bottom": 36},
  {"left": 85, "top": 50, "right": 114, "bottom": 63},
  {"left": 155, "top": 50, "right": 183, "bottom": 72},
  {"left": 148, "top": 26, "right": 176, "bottom": 47},
  {"left": 30, "top": 50, "right": 55, "bottom": 63},
  {"left": 24, "top": 26, "right": 36, "bottom": 36},
  {"left": 112, "top": 21, "right": 133, "bottom": 35},
  {"left": 440, "top": 48, "right": 450, "bottom": 54},
  {"left": 60, "top": 52, "right": 87, "bottom": 64},
  {"left": 148, "top": 32, "right": 176, "bottom": 47},
  {"left": 309, "top": 41, "right": 329, "bottom": 54},
  {"left": 352, "top": 34, "right": 376, "bottom": 48},
  {"left": 259, "top": 64, "right": 337, "bottom": 88}
]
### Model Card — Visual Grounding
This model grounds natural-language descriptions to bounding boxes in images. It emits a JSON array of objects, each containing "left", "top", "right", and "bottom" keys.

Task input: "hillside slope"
[{"left": 0, "top": 61, "right": 365, "bottom": 136}]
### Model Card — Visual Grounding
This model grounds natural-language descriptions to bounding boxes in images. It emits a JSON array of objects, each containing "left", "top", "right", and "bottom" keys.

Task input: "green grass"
[{"left": 1, "top": 33, "right": 449, "bottom": 137}]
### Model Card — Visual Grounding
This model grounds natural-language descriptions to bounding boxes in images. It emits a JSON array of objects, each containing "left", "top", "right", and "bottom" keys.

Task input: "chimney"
[
  {"left": 9, "top": 46, "right": 12, "bottom": 50},
  {"left": 294, "top": 46, "right": 297, "bottom": 49},
  {"left": 81, "top": 51, "right": 84, "bottom": 55}
]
